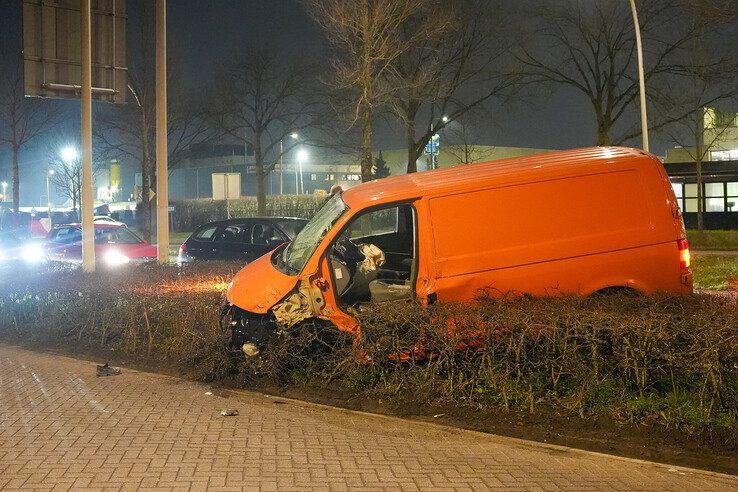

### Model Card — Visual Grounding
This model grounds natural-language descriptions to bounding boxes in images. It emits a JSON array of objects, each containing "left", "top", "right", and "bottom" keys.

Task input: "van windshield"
[{"left": 280, "top": 194, "right": 348, "bottom": 275}]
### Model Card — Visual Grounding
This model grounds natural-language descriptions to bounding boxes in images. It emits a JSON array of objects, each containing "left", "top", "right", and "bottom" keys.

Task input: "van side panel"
[{"left": 428, "top": 168, "right": 680, "bottom": 299}]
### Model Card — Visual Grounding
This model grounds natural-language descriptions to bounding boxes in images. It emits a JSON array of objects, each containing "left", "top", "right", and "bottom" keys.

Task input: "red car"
[{"left": 45, "top": 224, "right": 157, "bottom": 266}]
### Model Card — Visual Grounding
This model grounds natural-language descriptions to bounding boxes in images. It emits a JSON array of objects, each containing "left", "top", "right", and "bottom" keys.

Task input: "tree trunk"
[
  {"left": 360, "top": 106, "right": 373, "bottom": 183},
  {"left": 696, "top": 156, "right": 704, "bottom": 231},
  {"left": 12, "top": 145, "right": 19, "bottom": 216},
  {"left": 406, "top": 120, "right": 418, "bottom": 174},
  {"left": 140, "top": 152, "right": 153, "bottom": 242},
  {"left": 255, "top": 138, "right": 266, "bottom": 215},
  {"left": 596, "top": 119, "right": 612, "bottom": 146}
]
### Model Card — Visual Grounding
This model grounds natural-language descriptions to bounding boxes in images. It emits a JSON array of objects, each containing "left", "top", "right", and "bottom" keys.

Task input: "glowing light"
[
  {"left": 104, "top": 250, "right": 130, "bottom": 267},
  {"left": 22, "top": 244, "right": 45, "bottom": 263},
  {"left": 60, "top": 147, "right": 78, "bottom": 163},
  {"left": 297, "top": 149, "right": 308, "bottom": 163}
]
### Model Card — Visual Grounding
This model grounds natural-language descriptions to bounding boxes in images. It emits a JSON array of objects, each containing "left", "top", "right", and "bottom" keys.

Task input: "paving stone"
[{"left": 0, "top": 345, "right": 735, "bottom": 491}]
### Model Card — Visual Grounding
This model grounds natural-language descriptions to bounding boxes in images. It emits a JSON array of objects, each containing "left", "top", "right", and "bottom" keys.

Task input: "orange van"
[{"left": 223, "top": 147, "right": 692, "bottom": 353}]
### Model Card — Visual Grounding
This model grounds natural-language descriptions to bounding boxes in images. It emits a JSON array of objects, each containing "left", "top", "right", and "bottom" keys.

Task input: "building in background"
[
  {"left": 165, "top": 143, "right": 554, "bottom": 199},
  {"left": 665, "top": 107, "right": 738, "bottom": 163}
]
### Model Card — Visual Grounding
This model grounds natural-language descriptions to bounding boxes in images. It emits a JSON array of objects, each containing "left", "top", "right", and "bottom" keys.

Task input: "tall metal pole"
[
  {"left": 81, "top": 0, "right": 95, "bottom": 272},
  {"left": 630, "top": 0, "right": 649, "bottom": 152},
  {"left": 156, "top": 0, "right": 169, "bottom": 264},
  {"left": 279, "top": 139, "right": 284, "bottom": 195},
  {"left": 46, "top": 171, "right": 52, "bottom": 228}
]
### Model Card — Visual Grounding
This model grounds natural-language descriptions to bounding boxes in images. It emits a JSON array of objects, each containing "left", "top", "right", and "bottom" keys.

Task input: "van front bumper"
[{"left": 220, "top": 303, "right": 279, "bottom": 356}]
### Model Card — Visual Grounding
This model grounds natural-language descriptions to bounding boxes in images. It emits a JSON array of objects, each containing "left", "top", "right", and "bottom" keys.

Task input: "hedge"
[
  {"left": 0, "top": 263, "right": 736, "bottom": 444},
  {"left": 170, "top": 195, "right": 325, "bottom": 232}
]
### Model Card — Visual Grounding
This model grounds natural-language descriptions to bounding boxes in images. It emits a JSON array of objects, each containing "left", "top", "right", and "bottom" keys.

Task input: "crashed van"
[{"left": 223, "top": 147, "right": 692, "bottom": 353}]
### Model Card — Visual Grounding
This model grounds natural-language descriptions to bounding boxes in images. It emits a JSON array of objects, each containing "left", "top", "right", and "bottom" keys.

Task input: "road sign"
[
  {"left": 22, "top": 0, "right": 128, "bottom": 104},
  {"left": 424, "top": 134, "right": 441, "bottom": 156}
]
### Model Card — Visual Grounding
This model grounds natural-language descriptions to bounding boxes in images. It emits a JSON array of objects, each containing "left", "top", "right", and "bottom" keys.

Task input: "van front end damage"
[{"left": 221, "top": 279, "right": 328, "bottom": 357}]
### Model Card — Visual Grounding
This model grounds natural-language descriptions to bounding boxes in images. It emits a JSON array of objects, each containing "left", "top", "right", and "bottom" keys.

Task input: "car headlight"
[
  {"left": 104, "top": 250, "right": 130, "bottom": 267},
  {"left": 22, "top": 245, "right": 45, "bottom": 263}
]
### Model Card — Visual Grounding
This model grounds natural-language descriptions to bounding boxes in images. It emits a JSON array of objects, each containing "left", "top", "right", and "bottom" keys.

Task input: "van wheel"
[{"left": 590, "top": 286, "right": 642, "bottom": 297}]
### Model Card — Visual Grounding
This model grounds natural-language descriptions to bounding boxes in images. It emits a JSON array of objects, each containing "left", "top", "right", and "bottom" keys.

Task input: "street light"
[
  {"left": 297, "top": 149, "right": 308, "bottom": 195},
  {"left": 46, "top": 169, "right": 55, "bottom": 227},
  {"left": 629, "top": 0, "right": 649, "bottom": 152},
  {"left": 60, "top": 147, "right": 78, "bottom": 164},
  {"left": 280, "top": 133, "right": 300, "bottom": 195}
]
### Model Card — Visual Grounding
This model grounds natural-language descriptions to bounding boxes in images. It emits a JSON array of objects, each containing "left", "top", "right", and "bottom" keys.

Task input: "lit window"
[
  {"left": 706, "top": 198, "right": 725, "bottom": 212},
  {"left": 705, "top": 183, "right": 724, "bottom": 198},
  {"left": 671, "top": 182, "right": 683, "bottom": 198},
  {"left": 711, "top": 150, "right": 738, "bottom": 161},
  {"left": 311, "top": 174, "right": 317, "bottom": 181}
]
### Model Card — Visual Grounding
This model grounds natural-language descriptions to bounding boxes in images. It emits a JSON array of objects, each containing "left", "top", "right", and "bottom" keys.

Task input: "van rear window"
[{"left": 429, "top": 170, "right": 651, "bottom": 277}]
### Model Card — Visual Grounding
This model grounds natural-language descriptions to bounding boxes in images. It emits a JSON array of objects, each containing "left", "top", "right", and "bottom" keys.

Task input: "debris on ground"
[
  {"left": 433, "top": 413, "right": 445, "bottom": 418},
  {"left": 220, "top": 409, "right": 239, "bottom": 417},
  {"left": 96, "top": 363, "right": 122, "bottom": 377},
  {"left": 205, "top": 391, "right": 212, "bottom": 395}
]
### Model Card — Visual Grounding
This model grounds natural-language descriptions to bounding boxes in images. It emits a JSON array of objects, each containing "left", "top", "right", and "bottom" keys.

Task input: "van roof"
[{"left": 341, "top": 146, "right": 656, "bottom": 208}]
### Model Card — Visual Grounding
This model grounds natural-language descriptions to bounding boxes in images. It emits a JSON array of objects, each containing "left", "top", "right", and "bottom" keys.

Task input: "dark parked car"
[{"left": 178, "top": 217, "right": 308, "bottom": 263}]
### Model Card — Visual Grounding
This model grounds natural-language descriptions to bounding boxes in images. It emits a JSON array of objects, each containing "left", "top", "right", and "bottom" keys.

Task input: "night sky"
[{"left": 0, "top": 0, "right": 724, "bottom": 205}]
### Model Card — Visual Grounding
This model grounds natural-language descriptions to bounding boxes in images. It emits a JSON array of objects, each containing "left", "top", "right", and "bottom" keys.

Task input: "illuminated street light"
[
  {"left": 280, "top": 132, "right": 301, "bottom": 195},
  {"left": 442, "top": 116, "right": 449, "bottom": 123},
  {"left": 60, "top": 147, "right": 78, "bottom": 163},
  {"left": 297, "top": 149, "right": 308, "bottom": 195},
  {"left": 46, "top": 169, "right": 55, "bottom": 225}
]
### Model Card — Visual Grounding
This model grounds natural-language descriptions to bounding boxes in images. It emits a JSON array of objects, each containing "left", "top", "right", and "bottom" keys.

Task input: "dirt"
[{"left": 18, "top": 343, "right": 738, "bottom": 477}]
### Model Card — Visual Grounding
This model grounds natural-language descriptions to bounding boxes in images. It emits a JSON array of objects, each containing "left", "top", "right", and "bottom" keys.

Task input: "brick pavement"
[{"left": 0, "top": 345, "right": 735, "bottom": 491}]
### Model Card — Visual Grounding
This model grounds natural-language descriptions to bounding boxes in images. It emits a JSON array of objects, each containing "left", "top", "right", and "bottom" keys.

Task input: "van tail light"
[
  {"left": 179, "top": 243, "right": 187, "bottom": 255},
  {"left": 678, "top": 238, "right": 690, "bottom": 270}
]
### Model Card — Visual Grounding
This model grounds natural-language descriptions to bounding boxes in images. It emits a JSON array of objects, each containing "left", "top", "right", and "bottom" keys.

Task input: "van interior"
[{"left": 330, "top": 203, "right": 417, "bottom": 306}]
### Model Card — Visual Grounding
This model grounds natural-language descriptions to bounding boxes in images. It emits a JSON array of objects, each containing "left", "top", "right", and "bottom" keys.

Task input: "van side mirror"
[{"left": 267, "top": 236, "right": 284, "bottom": 248}]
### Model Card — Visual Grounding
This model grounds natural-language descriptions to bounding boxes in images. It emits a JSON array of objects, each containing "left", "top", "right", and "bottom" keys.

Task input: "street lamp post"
[
  {"left": 297, "top": 149, "right": 308, "bottom": 195},
  {"left": 629, "top": 0, "right": 649, "bottom": 152},
  {"left": 280, "top": 132, "right": 299, "bottom": 195},
  {"left": 46, "top": 169, "right": 54, "bottom": 227}
]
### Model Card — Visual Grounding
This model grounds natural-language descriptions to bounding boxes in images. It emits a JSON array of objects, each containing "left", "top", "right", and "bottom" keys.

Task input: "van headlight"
[
  {"left": 104, "top": 250, "right": 130, "bottom": 267},
  {"left": 22, "top": 245, "right": 45, "bottom": 263}
]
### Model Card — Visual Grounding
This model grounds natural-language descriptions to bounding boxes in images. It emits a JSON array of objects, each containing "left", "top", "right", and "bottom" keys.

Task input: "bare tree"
[
  {"left": 652, "top": 20, "right": 737, "bottom": 231},
  {"left": 207, "top": 46, "right": 325, "bottom": 215},
  {"left": 0, "top": 60, "right": 60, "bottom": 216},
  {"left": 517, "top": 0, "right": 712, "bottom": 146},
  {"left": 45, "top": 131, "right": 102, "bottom": 213},
  {"left": 388, "top": 0, "right": 522, "bottom": 173},
  {"left": 304, "top": 0, "right": 431, "bottom": 182},
  {"left": 684, "top": 0, "right": 738, "bottom": 22},
  {"left": 444, "top": 117, "right": 497, "bottom": 166}
]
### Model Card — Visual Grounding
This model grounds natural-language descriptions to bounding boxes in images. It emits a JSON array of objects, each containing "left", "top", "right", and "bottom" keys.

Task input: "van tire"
[{"left": 590, "top": 286, "right": 643, "bottom": 297}]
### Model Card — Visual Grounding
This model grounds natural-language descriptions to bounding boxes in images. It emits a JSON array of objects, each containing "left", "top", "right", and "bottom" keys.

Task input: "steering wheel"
[{"left": 333, "top": 236, "right": 363, "bottom": 272}]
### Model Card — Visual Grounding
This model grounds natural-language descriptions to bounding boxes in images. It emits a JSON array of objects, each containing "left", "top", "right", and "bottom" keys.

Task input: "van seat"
[{"left": 369, "top": 279, "right": 412, "bottom": 302}]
